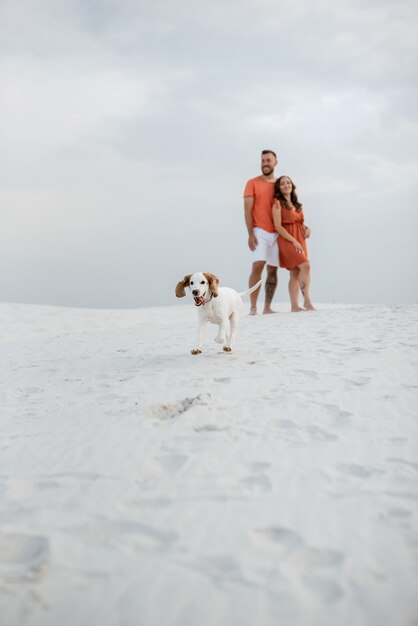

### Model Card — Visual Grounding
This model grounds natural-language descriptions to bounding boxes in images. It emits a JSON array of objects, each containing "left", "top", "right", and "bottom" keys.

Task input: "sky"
[{"left": 1, "top": 0, "right": 417, "bottom": 308}]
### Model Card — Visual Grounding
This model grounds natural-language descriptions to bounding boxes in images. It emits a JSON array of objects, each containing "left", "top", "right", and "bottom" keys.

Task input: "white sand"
[{"left": 1, "top": 302, "right": 417, "bottom": 626}]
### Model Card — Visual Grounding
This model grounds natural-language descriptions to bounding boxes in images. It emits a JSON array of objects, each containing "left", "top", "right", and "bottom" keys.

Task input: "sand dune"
[{"left": 1, "top": 302, "right": 417, "bottom": 626}]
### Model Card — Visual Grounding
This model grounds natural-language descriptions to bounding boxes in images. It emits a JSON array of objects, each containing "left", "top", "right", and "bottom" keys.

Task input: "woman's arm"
[{"left": 272, "top": 204, "right": 304, "bottom": 253}]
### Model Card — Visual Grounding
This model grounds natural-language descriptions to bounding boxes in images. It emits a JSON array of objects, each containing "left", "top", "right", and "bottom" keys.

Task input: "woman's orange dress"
[{"left": 276, "top": 201, "right": 308, "bottom": 269}]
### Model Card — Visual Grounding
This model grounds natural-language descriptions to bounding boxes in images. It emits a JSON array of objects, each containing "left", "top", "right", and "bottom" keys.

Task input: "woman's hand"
[{"left": 293, "top": 240, "right": 304, "bottom": 254}]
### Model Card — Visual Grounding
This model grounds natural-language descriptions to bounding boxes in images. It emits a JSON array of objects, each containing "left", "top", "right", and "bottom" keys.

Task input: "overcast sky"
[{"left": 1, "top": 0, "right": 417, "bottom": 308}]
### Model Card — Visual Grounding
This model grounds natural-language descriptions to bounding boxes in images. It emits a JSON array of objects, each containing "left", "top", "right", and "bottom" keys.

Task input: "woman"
[{"left": 272, "top": 175, "right": 315, "bottom": 311}]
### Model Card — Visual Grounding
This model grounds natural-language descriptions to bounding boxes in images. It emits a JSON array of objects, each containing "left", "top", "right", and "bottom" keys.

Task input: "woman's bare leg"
[
  {"left": 289, "top": 268, "right": 304, "bottom": 311},
  {"left": 298, "top": 261, "right": 315, "bottom": 310}
]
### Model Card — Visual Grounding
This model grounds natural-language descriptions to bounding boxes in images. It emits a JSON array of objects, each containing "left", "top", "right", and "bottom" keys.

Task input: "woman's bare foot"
[
  {"left": 304, "top": 302, "right": 316, "bottom": 311},
  {"left": 249, "top": 307, "right": 257, "bottom": 316},
  {"left": 291, "top": 306, "right": 305, "bottom": 312}
]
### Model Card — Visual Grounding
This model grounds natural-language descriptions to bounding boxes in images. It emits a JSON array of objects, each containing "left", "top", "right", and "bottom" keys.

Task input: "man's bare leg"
[
  {"left": 298, "top": 261, "right": 315, "bottom": 310},
  {"left": 263, "top": 265, "right": 278, "bottom": 314},
  {"left": 289, "top": 268, "right": 304, "bottom": 312},
  {"left": 249, "top": 261, "right": 265, "bottom": 314}
]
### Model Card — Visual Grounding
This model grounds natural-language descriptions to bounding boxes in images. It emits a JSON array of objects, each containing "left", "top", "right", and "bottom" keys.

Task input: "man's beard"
[{"left": 262, "top": 166, "right": 274, "bottom": 176}]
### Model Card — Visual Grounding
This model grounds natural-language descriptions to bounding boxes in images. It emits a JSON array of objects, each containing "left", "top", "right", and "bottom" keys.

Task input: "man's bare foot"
[
  {"left": 304, "top": 303, "right": 316, "bottom": 311},
  {"left": 263, "top": 308, "right": 278, "bottom": 314},
  {"left": 291, "top": 306, "right": 305, "bottom": 312},
  {"left": 249, "top": 307, "right": 257, "bottom": 316}
]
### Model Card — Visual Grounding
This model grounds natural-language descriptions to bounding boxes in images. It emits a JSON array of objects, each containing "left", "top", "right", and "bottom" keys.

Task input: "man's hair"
[{"left": 261, "top": 149, "right": 277, "bottom": 159}]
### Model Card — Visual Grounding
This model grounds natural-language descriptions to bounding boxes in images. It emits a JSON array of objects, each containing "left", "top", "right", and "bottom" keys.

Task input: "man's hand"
[
  {"left": 303, "top": 225, "right": 311, "bottom": 239},
  {"left": 248, "top": 232, "right": 258, "bottom": 251}
]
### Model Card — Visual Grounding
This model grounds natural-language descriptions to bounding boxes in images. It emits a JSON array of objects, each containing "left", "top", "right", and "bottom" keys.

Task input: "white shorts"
[{"left": 250, "top": 227, "right": 279, "bottom": 266}]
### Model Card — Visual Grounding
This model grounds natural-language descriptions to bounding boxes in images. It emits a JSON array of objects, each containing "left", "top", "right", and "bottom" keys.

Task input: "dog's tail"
[{"left": 238, "top": 279, "right": 262, "bottom": 297}]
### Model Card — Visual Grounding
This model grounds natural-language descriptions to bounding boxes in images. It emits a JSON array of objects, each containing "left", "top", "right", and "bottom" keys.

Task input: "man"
[{"left": 243, "top": 149, "right": 279, "bottom": 315}]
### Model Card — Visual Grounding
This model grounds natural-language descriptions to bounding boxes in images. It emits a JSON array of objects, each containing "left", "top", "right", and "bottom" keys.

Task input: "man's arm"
[{"left": 244, "top": 196, "right": 258, "bottom": 251}]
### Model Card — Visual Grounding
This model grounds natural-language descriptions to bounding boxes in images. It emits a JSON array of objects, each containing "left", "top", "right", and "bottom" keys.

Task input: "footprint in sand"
[
  {"left": 344, "top": 376, "right": 372, "bottom": 387},
  {"left": 386, "top": 508, "right": 413, "bottom": 520},
  {"left": 255, "top": 528, "right": 344, "bottom": 568},
  {"left": 337, "top": 463, "right": 377, "bottom": 478},
  {"left": 76, "top": 520, "right": 178, "bottom": 551},
  {"left": 132, "top": 453, "right": 189, "bottom": 490},
  {"left": 194, "top": 424, "right": 225, "bottom": 433},
  {"left": 249, "top": 462, "right": 271, "bottom": 472},
  {"left": 314, "top": 402, "right": 352, "bottom": 422},
  {"left": 293, "top": 547, "right": 344, "bottom": 570},
  {"left": 294, "top": 369, "right": 319, "bottom": 380},
  {"left": 192, "top": 554, "right": 252, "bottom": 588},
  {"left": 44, "top": 471, "right": 120, "bottom": 484},
  {"left": 254, "top": 527, "right": 304, "bottom": 558},
  {"left": 277, "top": 418, "right": 298, "bottom": 431},
  {"left": 149, "top": 394, "right": 212, "bottom": 420},
  {"left": 306, "top": 425, "right": 338, "bottom": 442},
  {"left": 302, "top": 575, "right": 344, "bottom": 603},
  {"left": 0, "top": 533, "right": 49, "bottom": 573},
  {"left": 387, "top": 457, "right": 418, "bottom": 473},
  {"left": 255, "top": 527, "right": 345, "bottom": 602},
  {"left": 240, "top": 474, "right": 272, "bottom": 492},
  {"left": 154, "top": 453, "right": 188, "bottom": 472},
  {"left": 240, "top": 462, "right": 272, "bottom": 491}
]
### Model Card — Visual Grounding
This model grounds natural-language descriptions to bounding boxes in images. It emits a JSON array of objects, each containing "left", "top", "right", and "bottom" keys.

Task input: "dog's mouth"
[{"left": 193, "top": 295, "right": 206, "bottom": 306}]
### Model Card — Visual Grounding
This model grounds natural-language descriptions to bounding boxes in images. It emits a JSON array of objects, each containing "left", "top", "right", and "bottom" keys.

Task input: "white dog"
[{"left": 175, "top": 272, "right": 262, "bottom": 354}]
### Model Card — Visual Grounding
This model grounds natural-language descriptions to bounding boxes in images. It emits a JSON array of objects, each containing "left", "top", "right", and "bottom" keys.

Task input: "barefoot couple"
[{"left": 244, "top": 149, "right": 315, "bottom": 314}]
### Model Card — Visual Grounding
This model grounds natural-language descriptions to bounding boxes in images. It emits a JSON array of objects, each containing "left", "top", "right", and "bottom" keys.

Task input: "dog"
[{"left": 175, "top": 272, "right": 262, "bottom": 354}]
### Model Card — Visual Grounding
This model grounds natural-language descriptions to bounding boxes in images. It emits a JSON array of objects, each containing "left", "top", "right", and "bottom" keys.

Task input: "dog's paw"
[
  {"left": 191, "top": 348, "right": 202, "bottom": 355},
  {"left": 223, "top": 346, "right": 232, "bottom": 353},
  {"left": 214, "top": 336, "right": 225, "bottom": 344}
]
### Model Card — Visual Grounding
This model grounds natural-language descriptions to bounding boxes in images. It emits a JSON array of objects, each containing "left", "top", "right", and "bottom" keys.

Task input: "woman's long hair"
[{"left": 274, "top": 176, "right": 303, "bottom": 212}]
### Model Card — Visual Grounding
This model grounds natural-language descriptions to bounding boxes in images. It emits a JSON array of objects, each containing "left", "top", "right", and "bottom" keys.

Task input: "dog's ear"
[
  {"left": 175, "top": 274, "right": 192, "bottom": 298},
  {"left": 203, "top": 272, "right": 219, "bottom": 298}
]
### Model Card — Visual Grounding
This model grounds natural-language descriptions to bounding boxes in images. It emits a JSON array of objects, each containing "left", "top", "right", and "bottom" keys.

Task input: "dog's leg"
[
  {"left": 214, "top": 318, "right": 227, "bottom": 344},
  {"left": 192, "top": 319, "right": 207, "bottom": 355},
  {"left": 223, "top": 312, "right": 238, "bottom": 352}
]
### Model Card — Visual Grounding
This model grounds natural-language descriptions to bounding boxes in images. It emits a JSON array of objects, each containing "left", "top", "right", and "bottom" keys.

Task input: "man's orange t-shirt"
[{"left": 243, "top": 177, "right": 276, "bottom": 233}]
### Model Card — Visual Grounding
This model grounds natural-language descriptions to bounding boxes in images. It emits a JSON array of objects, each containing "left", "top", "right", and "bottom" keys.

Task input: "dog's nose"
[{"left": 192, "top": 290, "right": 199, "bottom": 296}]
